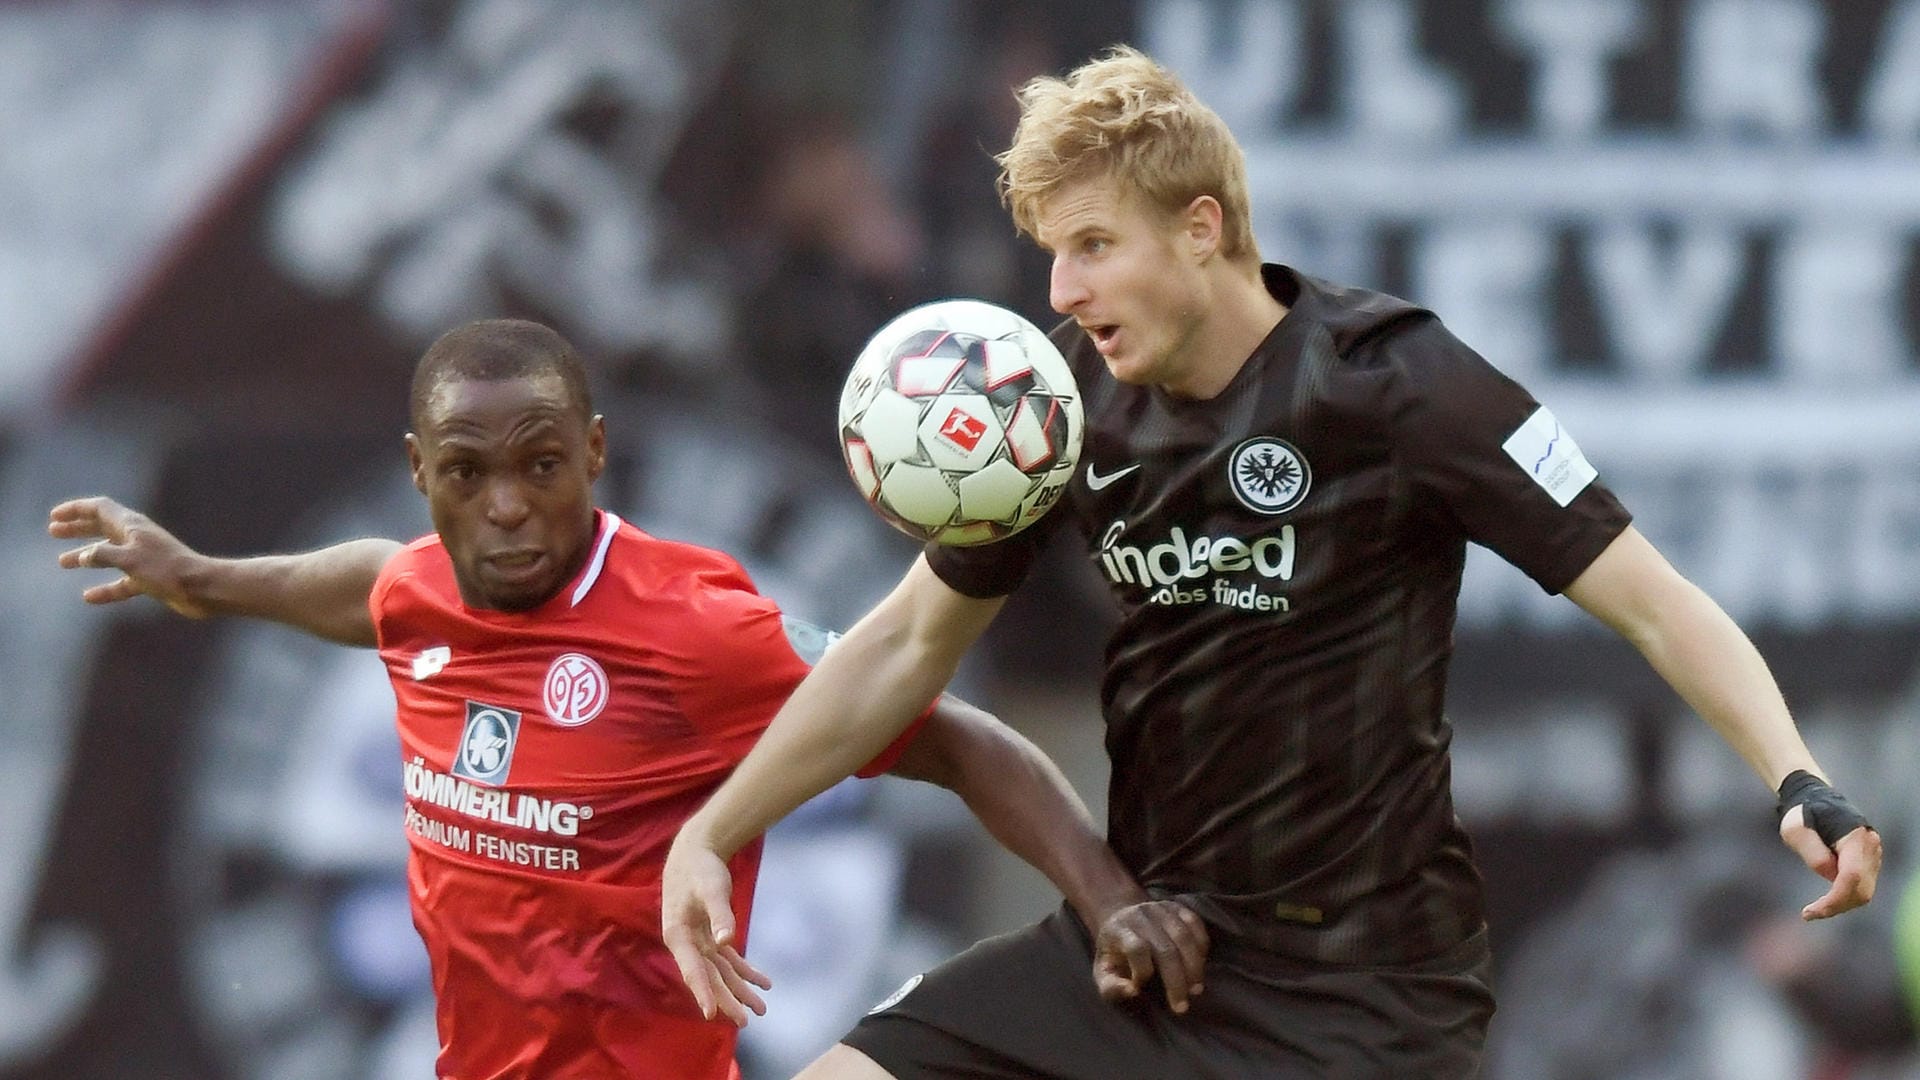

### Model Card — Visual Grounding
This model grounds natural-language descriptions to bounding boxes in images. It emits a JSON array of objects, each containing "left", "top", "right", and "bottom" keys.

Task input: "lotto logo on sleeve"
[
  {"left": 451, "top": 702, "right": 522, "bottom": 786},
  {"left": 1502, "top": 406, "right": 1598, "bottom": 508},
  {"left": 543, "top": 653, "right": 609, "bottom": 726}
]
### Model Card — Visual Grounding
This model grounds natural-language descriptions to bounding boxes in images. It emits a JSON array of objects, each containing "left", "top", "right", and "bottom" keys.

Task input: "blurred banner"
[{"left": 5, "top": 1, "right": 1918, "bottom": 1077}]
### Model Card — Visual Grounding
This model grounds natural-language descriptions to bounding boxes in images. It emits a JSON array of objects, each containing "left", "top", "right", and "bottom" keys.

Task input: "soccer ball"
[{"left": 838, "top": 299, "right": 1083, "bottom": 546}]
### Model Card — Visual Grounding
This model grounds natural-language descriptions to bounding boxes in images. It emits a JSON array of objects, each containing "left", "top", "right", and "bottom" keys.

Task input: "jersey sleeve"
[
  {"left": 366, "top": 535, "right": 433, "bottom": 650},
  {"left": 1383, "top": 319, "right": 1631, "bottom": 594},
  {"left": 679, "top": 578, "right": 926, "bottom": 776}
]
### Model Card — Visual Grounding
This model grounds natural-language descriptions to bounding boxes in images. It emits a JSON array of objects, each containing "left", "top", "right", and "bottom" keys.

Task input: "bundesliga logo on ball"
[{"left": 838, "top": 299, "right": 1085, "bottom": 545}]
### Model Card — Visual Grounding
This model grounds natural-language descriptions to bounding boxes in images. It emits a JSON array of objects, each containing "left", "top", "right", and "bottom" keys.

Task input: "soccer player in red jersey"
[{"left": 50, "top": 319, "right": 1205, "bottom": 1080}]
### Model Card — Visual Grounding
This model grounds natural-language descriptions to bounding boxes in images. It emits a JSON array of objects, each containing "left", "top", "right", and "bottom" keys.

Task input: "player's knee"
[{"left": 792, "top": 1042, "right": 899, "bottom": 1080}]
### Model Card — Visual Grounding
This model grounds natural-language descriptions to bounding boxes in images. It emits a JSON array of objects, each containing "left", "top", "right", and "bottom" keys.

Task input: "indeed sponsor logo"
[{"left": 1096, "top": 521, "right": 1296, "bottom": 587}]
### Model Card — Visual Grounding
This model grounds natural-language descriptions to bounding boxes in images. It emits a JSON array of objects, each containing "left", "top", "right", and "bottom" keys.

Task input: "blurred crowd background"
[{"left": 5, "top": 0, "right": 1920, "bottom": 1077}]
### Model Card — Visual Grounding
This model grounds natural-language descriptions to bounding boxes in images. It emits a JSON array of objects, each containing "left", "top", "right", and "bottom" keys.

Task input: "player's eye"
[
  {"left": 531, "top": 456, "right": 562, "bottom": 475},
  {"left": 444, "top": 462, "right": 477, "bottom": 481}
]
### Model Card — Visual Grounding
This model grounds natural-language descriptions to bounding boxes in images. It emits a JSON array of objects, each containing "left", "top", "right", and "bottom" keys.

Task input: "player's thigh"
[
  {"left": 794, "top": 1044, "right": 897, "bottom": 1080},
  {"left": 1195, "top": 928, "right": 1494, "bottom": 1079},
  {"left": 841, "top": 905, "right": 1174, "bottom": 1080}
]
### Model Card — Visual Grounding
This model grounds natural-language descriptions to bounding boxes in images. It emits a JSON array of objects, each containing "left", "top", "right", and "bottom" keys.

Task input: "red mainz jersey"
[{"left": 371, "top": 512, "right": 915, "bottom": 1079}]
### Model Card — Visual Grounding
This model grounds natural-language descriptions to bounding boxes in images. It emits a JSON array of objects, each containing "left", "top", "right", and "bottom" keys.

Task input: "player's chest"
[
  {"left": 1073, "top": 378, "right": 1397, "bottom": 518},
  {"left": 388, "top": 640, "right": 698, "bottom": 787},
  {"left": 1067, "top": 388, "right": 1397, "bottom": 607}
]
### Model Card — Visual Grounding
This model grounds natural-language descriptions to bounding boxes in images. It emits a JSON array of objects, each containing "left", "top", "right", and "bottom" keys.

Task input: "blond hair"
[{"left": 996, "top": 45, "right": 1256, "bottom": 261}]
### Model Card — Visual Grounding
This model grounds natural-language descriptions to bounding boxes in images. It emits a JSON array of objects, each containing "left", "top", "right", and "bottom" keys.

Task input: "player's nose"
[
  {"left": 483, "top": 479, "right": 532, "bottom": 529},
  {"left": 1049, "top": 255, "right": 1089, "bottom": 314}
]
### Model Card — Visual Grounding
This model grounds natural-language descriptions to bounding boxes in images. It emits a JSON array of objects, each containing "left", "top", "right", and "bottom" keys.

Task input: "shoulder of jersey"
[
  {"left": 599, "top": 521, "right": 755, "bottom": 595},
  {"left": 382, "top": 532, "right": 450, "bottom": 580},
  {"left": 372, "top": 533, "right": 460, "bottom": 616},
  {"left": 1291, "top": 272, "right": 1436, "bottom": 356}
]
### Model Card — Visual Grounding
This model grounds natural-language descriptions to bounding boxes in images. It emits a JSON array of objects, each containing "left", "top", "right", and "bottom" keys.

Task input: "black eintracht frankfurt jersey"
[{"left": 928, "top": 265, "right": 1631, "bottom": 966}]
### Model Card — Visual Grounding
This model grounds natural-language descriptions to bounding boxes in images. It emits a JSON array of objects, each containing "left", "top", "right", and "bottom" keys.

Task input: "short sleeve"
[
  {"left": 367, "top": 535, "right": 434, "bottom": 651},
  {"left": 1384, "top": 320, "right": 1631, "bottom": 593},
  {"left": 673, "top": 581, "right": 809, "bottom": 749}
]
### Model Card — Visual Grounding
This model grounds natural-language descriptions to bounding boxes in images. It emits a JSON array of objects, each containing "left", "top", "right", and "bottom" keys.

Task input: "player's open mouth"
[
  {"left": 483, "top": 549, "right": 547, "bottom": 583},
  {"left": 1086, "top": 324, "right": 1120, "bottom": 354}
]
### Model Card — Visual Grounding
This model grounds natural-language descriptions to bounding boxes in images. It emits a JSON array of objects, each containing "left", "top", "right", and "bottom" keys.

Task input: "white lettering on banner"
[
  {"left": 1494, "top": 0, "right": 1646, "bottom": 137},
  {"left": 1145, "top": 0, "right": 1920, "bottom": 627},
  {"left": 1141, "top": 0, "right": 1302, "bottom": 135},
  {"left": 1462, "top": 423, "right": 1920, "bottom": 628},
  {"left": 1863, "top": 1, "right": 1920, "bottom": 137},
  {"left": 1773, "top": 227, "right": 1912, "bottom": 383},
  {"left": 1414, "top": 224, "right": 1555, "bottom": 383},
  {"left": 1686, "top": 0, "right": 1825, "bottom": 136},
  {"left": 1586, "top": 226, "right": 1745, "bottom": 381},
  {"left": 269, "top": 0, "right": 730, "bottom": 358}
]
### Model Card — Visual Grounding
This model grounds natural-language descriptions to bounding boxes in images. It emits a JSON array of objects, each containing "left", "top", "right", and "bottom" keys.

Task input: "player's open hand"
[
  {"left": 48, "top": 496, "right": 211, "bottom": 617},
  {"left": 1780, "top": 809, "right": 1881, "bottom": 920},
  {"left": 661, "top": 838, "right": 771, "bottom": 1027},
  {"left": 1092, "top": 899, "right": 1209, "bottom": 1014}
]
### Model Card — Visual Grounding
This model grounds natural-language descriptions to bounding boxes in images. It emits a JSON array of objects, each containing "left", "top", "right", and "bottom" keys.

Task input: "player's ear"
[
  {"left": 405, "top": 433, "right": 428, "bottom": 495},
  {"left": 586, "top": 416, "right": 607, "bottom": 482},
  {"left": 1184, "top": 195, "right": 1223, "bottom": 262}
]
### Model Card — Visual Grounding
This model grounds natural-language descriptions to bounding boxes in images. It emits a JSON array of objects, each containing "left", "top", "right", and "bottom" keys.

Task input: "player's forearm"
[
  {"left": 1569, "top": 529, "right": 1822, "bottom": 788},
  {"left": 684, "top": 611, "right": 960, "bottom": 859},
  {"left": 183, "top": 539, "right": 399, "bottom": 647},
  {"left": 1619, "top": 576, "right": 1820, "bottom": 787},
  {"left": 911, "top": 698, "right": 1146, "bottom": 932}
]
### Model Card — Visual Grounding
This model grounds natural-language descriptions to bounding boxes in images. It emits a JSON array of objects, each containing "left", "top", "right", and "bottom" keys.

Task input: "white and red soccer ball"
[{"left": 838, "top": 299, "right": 1084, "bottom": 545}]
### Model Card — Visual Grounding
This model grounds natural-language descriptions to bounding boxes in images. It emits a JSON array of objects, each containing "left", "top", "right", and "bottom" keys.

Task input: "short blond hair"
[{"left": 996, "top": 46, "right": 1256, "bottom": 261}]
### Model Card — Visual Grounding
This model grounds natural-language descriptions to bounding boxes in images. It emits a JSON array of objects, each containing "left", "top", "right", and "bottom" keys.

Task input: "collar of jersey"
[
  {"left": 1152, "top": 264, "right": 1314, "bottom": 411},
  {"left": 567, "top": 509, "right": 620, "bottom": 607}
]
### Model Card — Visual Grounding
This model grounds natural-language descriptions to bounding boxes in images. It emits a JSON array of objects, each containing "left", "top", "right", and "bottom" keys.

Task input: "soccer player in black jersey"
[{"left": 664, "top": 46, "right": 1883, "bottom": 1078}]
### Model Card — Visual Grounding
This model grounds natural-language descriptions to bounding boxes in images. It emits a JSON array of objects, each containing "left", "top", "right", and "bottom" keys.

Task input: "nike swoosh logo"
[{"left": 1085, "top": 463, "right": 1141, "bottom": 491}]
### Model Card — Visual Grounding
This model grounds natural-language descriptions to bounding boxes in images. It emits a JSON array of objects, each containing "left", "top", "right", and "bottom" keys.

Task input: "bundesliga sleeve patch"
[{"left": 1501, "top": 406, "right": 1597, "bottom": 508}]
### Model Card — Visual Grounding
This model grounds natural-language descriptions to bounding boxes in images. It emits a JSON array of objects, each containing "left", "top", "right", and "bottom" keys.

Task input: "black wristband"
[{"left": 1775, "top": 770, "right": 1871, "bottom": 849}]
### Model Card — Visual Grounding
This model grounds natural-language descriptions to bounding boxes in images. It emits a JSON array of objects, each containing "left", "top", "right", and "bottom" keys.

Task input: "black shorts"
[{"left": 841, "top": 904, "right": 1494, "bottom": 1079}]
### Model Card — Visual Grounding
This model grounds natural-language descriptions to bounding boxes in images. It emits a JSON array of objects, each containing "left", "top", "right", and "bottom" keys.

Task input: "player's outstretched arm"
[
  {"left": 1564, "top": 525, "right": 1883, "bottom": 919},
  {"left": 889, "top": 695, "right": 1210, "bottom": 1014},
  {"left": 49, "top": 495, "right": 400, "bottom": 648},
  {"left": 663, "top": 554, "right": 1002, "bottom": 1025}
]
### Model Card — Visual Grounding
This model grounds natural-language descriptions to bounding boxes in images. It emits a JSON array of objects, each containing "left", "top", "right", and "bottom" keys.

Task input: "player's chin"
[
  {"left": 474, "top": 569, "right": 557, "bottom": 612},
  {"left": 1103, "top": 354, "right": 1153, "bottom": 385}
]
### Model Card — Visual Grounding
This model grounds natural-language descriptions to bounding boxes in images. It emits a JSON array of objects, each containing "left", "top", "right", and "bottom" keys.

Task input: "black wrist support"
[{"left": 1775, "top": 770, "right": 1871, "bottom": 850}]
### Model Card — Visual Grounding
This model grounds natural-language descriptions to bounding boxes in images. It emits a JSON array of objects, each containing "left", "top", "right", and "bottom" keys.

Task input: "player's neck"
[{"left": 1172, "top": 262, "right": 1289, "bottom": 400}]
